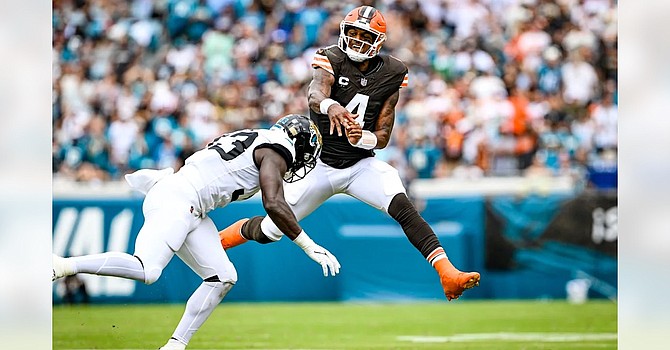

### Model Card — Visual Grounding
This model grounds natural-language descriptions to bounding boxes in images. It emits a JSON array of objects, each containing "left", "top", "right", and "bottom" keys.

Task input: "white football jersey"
[{"left": 178, "top": 128, "right": 296, "bottom": 213}]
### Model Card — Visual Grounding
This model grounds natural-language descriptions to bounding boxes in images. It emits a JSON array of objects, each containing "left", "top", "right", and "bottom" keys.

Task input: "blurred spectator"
[
  {"left": 516, "top": 17, "right": 552, "bottom": 72},
  {"left": 446, "top": 0, "right": 490, "bottom": 40},
  {"left": 570, "top": 107, "right": 596, "bottom": 162},
  {"left": 524, "top": 152, "right": 554, "bottom": 178},
  {"left": 561, "top": 50, "right": 598, "bottom": 106},
  {"left": 76, "top": 115, "right": 114, "bottom": 175},
  {"left": 108, "top": 111, "right": 141, "bottom": 173},
  {"left": 591, "top": 92, "right": 618, "bottom": 153},
  {"left": 406, "top": 136, "right": 443, "bottom": 179},
  {"left": 185, "top": 87, "right": 218, "bottom": 147},
  {"left": 537, "top": 118, "right": 579, "bottom": 175},
  {"left": 537, "top": 46, "right": 562, "bottom": 95}
]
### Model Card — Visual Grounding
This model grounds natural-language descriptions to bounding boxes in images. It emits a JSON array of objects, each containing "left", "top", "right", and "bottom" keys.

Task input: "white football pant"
[
  {"left": 261, "top": 157, "right": 406, "bottom": 241},
  {"left": 134, "top": 172, "right": 237, "bottom": 284}
]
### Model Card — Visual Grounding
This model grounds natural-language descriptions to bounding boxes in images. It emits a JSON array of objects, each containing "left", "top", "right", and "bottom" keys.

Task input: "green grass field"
[{"left": 53, "top": 301, "right": 617, "bottom": 349}]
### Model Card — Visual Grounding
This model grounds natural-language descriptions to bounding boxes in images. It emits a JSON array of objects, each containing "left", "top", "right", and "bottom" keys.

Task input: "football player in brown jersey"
[{"left": 218, "top": 6, "right": 480, "bottom": 301}]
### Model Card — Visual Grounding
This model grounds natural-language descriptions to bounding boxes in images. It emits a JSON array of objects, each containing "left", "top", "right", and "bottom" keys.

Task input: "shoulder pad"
[{"left": 385, "top": 54, "right": 409, "bottom": 75}]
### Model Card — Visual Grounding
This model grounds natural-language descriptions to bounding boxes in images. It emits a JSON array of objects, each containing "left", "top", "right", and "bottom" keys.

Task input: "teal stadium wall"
[{"left": 52, "top": 193, "right": 617, "bottom": 303}]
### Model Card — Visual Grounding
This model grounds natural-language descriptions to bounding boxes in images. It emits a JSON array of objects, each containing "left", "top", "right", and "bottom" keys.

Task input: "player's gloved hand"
[
  {"left": 292, "top": 231, "right": 341, "bottom": 277},
  {"left": 304, "top": 244, "right": 340, "bottom": 277}
]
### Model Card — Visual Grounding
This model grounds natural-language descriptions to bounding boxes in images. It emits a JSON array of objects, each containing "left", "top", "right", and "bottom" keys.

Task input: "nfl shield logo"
[{"left": 360, "top": 78, "right": 367, "bottom": 86}]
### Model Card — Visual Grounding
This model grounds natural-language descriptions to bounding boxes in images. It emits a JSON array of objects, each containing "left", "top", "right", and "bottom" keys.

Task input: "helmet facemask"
[
  {"left": 273, "top": 115, "right": 322, "bottom": 183},
  {"left": 283, "top": 134, "right": 320, "bottom": 183},
  {"left": 338, "top": 23, "right": 386, "bottom": 62}
]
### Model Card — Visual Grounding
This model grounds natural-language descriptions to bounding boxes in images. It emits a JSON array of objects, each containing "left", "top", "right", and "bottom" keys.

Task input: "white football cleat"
[
  {"left": 52, "top": 254, "right": 74, "bottom": 281},
  {"left": 159, "top": 338, "right": 186, "bottom": 350}
]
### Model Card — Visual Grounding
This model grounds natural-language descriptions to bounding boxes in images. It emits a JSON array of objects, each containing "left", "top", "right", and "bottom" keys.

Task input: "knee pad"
[
  {"left": 216, "top": 261, "right": 238, "bottom": 284},
  {"left": 224, "top": 269, "right": 238, "bottom": 284},
  {"left": 133, "top": 255, "right": 164, "bottom": 285},
  {"left": 144, "top": 266, "right": 163, "bottom": 285}
]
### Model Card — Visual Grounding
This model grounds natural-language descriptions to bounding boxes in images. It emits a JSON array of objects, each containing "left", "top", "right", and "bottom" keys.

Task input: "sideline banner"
[
  {"left": 484, "top": 191, "right": 617, "bottom": 298},
  {"left": 52, "top": 196, "right": 486, "bottom": 303},
  {"left": 541, "top": 191, "right": 617, "bottom": 256}
]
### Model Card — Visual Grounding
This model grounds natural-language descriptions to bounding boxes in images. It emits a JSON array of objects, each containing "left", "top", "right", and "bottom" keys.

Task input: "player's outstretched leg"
[
  {"left": 160, "top": 279, "right": 234, "bottom": 350},
  {"left": 52, "top": 254, "right": 75, "bottom": 281},
  {"left": 386, "top": 193, "right": 481, "bottom": 301},
  {"left": 219, "top": 219, "right": 249, "bottom": 249},
  {"left": 219, "top": 216, "right": 273, "bottom": 248},
  {"left": 52, "top": 252, "right": 148, "bottom": 282},
  {"left": 432, "top": 251, "right": 480, "bottom": 301}
]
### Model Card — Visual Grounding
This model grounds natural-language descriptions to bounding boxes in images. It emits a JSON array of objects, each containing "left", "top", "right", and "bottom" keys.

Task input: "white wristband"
[
  {"left": 292, "top": 230, "right": 314, "bottom": 250},
  {"left": 349, "top": 130, "right": 377, "bottom": 150},
  {"left": 319, "top": 98, "right": 339, "bottom": 115}
]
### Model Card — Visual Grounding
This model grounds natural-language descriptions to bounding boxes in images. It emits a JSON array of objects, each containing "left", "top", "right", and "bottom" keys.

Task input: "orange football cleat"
[
  {"left": 433, "top": 258, "right": 480, "bottom": 301},
  {"left": 219, "top": 219, "right": 249, "bottom": 249}
]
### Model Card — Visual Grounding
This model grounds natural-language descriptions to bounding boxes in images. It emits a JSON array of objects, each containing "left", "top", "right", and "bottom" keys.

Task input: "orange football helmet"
[{"left": 338, "top": 6, "right": 387, "bottom": 62}]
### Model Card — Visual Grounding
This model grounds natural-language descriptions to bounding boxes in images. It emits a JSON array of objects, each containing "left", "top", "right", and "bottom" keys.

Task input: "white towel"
[{"left": 124, "top": 168, "right": 174, "bottom": 195}]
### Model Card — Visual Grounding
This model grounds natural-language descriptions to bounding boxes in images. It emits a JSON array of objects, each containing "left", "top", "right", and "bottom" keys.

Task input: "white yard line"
[{"left": 397, "top": 332, "right": 617, "bottom": 343}]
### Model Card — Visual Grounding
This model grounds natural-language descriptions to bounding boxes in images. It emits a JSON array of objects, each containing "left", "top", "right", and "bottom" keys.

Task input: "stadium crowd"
[{"left": 52, "top": 0, "right": 617, "bottom": 189}]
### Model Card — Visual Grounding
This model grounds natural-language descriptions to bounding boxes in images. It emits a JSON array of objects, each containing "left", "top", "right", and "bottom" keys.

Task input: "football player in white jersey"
[
  {"left": 52, "top": 114, "right": 340, "bottom": 350},
  {"left": 218, "top": 6, "right": 480, "bottom": 301}
]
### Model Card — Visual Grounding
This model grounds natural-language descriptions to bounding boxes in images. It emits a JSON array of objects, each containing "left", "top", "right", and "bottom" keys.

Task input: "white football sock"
[
  {"left": 70, "top": 252, "right": 146, "bottom": 282},
  {"left": 170, "top": 281, "right": 234, "bottom": 344}
]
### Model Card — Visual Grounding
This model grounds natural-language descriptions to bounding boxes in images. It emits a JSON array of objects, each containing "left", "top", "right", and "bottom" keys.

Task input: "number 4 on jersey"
[{"left": 344, "top": 93, "right": 369, "bottom": 127}]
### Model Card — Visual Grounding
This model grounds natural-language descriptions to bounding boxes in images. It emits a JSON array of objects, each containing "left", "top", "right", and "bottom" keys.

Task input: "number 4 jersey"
[
  {"left": 311, "top": 45, "right": 408, "bottom": 169},
  {"left": 179, "top": 128, "right": 296, "bottom": 213}
]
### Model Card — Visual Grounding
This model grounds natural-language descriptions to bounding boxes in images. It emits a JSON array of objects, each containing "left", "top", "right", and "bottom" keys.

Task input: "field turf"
[{"left": 53, "top": 300, "right": 617, "bottom": 349}]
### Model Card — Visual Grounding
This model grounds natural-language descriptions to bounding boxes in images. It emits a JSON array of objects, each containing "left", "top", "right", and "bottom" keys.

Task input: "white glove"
[{"left": 293, "top": 231, "right": 341, "bottom": 277}]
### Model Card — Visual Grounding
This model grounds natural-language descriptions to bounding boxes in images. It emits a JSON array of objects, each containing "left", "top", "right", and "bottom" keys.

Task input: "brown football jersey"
[{"left": 311, "top": 45, "right": 408, "bottom": 169}]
